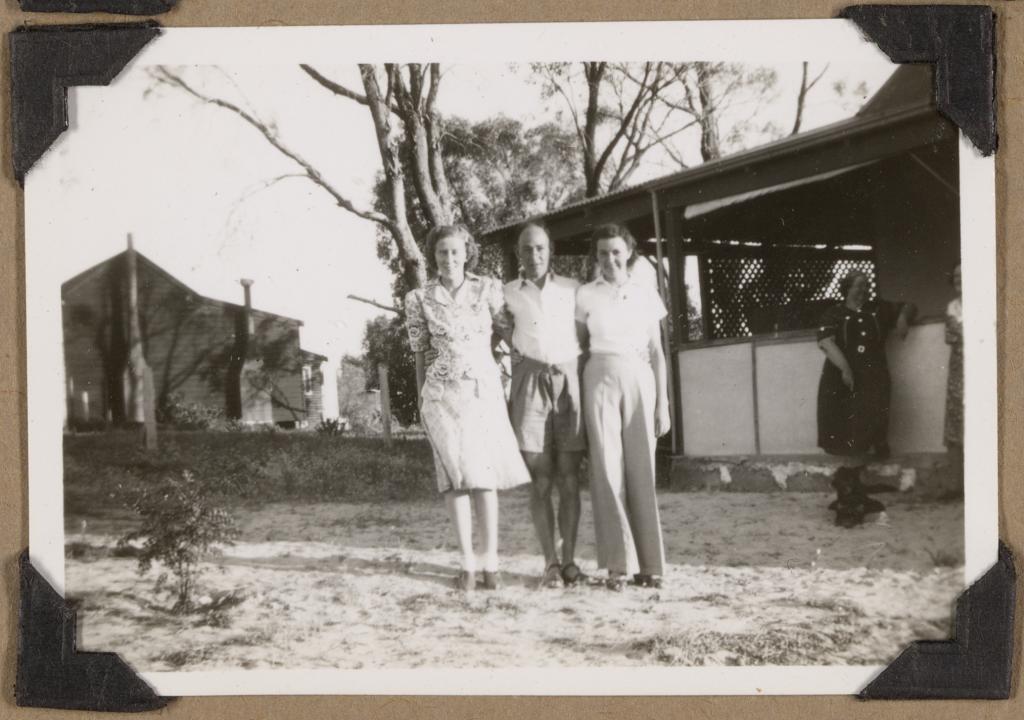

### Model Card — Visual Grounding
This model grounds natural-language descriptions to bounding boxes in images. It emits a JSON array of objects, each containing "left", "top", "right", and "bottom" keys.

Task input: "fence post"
[
  {"left": 378, "top": 362, "right": 392, "bottom": 446},
  {"left": 143, "top": 366, "right": 158, "bottom": 450}
]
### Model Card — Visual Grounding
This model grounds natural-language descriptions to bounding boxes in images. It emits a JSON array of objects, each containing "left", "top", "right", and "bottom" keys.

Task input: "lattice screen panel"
[{"left": 705, "top": 256, "right": 877, "bottom": 339}]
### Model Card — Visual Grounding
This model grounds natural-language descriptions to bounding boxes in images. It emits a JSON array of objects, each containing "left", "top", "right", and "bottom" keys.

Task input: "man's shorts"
[{"left": 508, "top": 356, "right": 586, "bottom": 454}]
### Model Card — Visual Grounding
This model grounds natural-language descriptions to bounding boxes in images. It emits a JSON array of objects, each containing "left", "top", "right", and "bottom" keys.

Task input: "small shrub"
[
  {"left": 119, "top": 469, "right": 240, "bottom": 613},
  {"left": 158, "top": 393, "right": 226, "bottom": 431},
  {"left": 315, "top": 418, "right": 345, "bottom": 436},
  {"left": 222, "top": 418, "right": 248, "bottom": 433}
]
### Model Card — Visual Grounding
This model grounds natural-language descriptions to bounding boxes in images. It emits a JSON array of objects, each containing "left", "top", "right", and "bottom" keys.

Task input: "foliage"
[
  {"left": 362, "top": 315, "right": 418, "bottom": 427},
  {"left": 373, "top": 115, "right": 586, "bottom": 303},
  {"left": 443, "top": 116, "right": 585, "bottom": 236},
  {"left": 315, "top": 417, "right": 345, "bottom": 435},
  {"left": 157, "top": 392, "right": 226, "bottom": 431},
  {"left": 118, "top": 469, "right": 240, "bottom": 613}
]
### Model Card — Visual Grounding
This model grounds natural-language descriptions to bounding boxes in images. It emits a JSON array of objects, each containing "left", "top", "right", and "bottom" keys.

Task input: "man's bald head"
[{"left": 517, "top": 223, "right": 551, "bottom": 280}]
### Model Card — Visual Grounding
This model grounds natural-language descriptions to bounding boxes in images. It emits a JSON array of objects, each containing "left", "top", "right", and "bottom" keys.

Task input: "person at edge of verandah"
[
  {"left": 816, "top": 269, "right": 917, "bottom": 504},
  {"left": 575, "top": 223, "right": 671, "bottom": 592},
  {"left": 404, "top": 224, "right": 531, "bottom": 593},
  {"left": 503, "top": 222, "right": 588, "bottom": 589},
  {"left": 944, "top": 264, "right": 964, "bottom": 497}
]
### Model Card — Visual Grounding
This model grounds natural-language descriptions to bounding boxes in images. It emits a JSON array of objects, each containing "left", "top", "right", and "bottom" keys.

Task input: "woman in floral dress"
[{"left": 404, "top": 225, "right": 530, "bottom": 592}]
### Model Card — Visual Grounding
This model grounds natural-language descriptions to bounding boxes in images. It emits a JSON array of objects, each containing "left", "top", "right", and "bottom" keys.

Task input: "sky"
[{"left": 29, "top": 56, "right": 895, "bottom": 365}]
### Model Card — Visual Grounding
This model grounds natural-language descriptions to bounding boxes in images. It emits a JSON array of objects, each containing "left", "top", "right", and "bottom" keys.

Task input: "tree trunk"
[
  {"left": 582, "top": 62, "right": 605, "bottom": 197},
  {"left": 425, "top": 64, "right": 455, "bottom": 217},
  {"left": 378, "top": 362, "right": 392, "bottom": 447},
  {"left": 791, "top": 62, "right": 810, "bottom": 135},
  {"left": 695, "top": 63, "right": 721, "bottom": 162},
  {"left": 360, "top": 65, "right": 427, "bottom": 289},
  {"left": 126, "top": 235, "right": 146, "bottom": 424}
]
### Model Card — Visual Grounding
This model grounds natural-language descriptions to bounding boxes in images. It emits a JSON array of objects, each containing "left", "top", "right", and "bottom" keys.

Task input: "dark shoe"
[
  {"left": 481, "top": 570, "right": 501, "bottom": 590},
  {"left": 453, "top": 570, "right": 475, "bottom": 592},
  {"left": 541, "top": 563, "right": 564, "bottom": 589},
  {"left": 561, "top": 563, "right": 588, "bottom": 587},
  {"left": 634, "top": 573, "right": 664, "bottom": 589},
  {"left": 605, "top": 575, "right": 626, "bottom": 592}
]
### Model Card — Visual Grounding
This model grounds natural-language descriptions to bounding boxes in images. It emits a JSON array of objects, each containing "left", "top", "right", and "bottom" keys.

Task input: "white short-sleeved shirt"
[
  {"left": 503, "top": 272, "right": 581, "bottom": 365},
  {"left": 575, "top": 274, "right": 667, "bottom": 357}
]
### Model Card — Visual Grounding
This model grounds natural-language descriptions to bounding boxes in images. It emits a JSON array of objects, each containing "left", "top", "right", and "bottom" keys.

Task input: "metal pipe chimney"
[{"left": 239, "top": 278, "right": 255, "bottom": 336}]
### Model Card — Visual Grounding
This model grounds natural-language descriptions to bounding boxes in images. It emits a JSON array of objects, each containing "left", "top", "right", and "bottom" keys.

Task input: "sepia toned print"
[{"left": 23, "top": 21, "right": 996, "bottom": 696}]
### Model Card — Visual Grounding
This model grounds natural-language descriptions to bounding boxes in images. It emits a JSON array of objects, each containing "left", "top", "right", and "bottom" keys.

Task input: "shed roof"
[{"left": 62, "top": 248, "right": 305, "bottom": 327}]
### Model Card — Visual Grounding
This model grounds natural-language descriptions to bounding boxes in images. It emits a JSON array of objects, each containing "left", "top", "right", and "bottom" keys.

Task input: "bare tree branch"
[
  {"left": 347, "top": 294, "right": 401, "bottom": 315},
  {"left": 301, "top": 64, "right": 370, "bottom": 107},
  {"left": 154, "top": 66, "right": 394, "bottom": 228}
]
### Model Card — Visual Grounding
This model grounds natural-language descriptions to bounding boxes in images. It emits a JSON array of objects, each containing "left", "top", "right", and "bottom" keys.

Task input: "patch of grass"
[
  {"left": 632, "top": 625, "right": 858, "bottom": 666},
  {"left": 152, "top": 646, "right": 217, "bottom": 669},
  {"left": 804, "top": 597, "right": 866, "bottom": 617},
  {"left": 64, "top": 430, "right": 438, "bottom": 517}
]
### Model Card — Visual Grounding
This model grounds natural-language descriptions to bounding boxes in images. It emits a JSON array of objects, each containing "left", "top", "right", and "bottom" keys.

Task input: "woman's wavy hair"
[
  {"left": 588, "top": 223, "right": 639, "bottom": 275},
  {"left": 838, "top": 269, "right": 870, "bottom": 299},
  {"left": 424, "top": 224, "right": 480, "bottom": 277}
]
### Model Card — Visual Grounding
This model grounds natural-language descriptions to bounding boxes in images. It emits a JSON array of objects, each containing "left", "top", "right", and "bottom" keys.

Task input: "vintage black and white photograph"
[{"left": 24, "top": 21, "right": 997, "bottom": 695}]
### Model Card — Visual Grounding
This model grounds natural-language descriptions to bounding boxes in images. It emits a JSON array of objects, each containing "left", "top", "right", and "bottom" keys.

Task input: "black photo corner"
[
  {"left": 18, "top": 0, "right": 178, "bottom": 14},
  {"left": 9, "top": 2, "right": 1014, "bottom": 710}
]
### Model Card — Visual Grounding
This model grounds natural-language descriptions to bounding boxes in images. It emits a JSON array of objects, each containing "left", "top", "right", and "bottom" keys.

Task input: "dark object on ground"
[
  {"left": 16, "top": 550, "right": 172, "bottom": 711},
  {"left": 828, "top": 467, "right": 894, "bottom": 528}
]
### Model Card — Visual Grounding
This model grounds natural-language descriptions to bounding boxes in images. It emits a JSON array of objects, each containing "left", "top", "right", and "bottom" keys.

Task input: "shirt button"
[
  {"left": 858, "top": 318, "right": 864, "bottom": 323},
  {"left": 857, "top": 345, "right": 866, "bottom": 353}
]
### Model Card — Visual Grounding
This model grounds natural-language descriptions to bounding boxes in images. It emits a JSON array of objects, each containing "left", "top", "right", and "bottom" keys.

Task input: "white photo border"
[{"left": 24, "top": 20, "right": 998, "bottom": 696}]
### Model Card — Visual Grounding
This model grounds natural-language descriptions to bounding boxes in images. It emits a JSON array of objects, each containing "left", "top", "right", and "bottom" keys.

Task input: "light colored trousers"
[{"left": 582, "top": 354, "right": 666, "bottom": 576}]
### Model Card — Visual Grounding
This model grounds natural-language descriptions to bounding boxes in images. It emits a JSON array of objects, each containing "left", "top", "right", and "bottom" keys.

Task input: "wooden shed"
[{"left": 62, "top": 249, "right": 324, "bottom": 429}]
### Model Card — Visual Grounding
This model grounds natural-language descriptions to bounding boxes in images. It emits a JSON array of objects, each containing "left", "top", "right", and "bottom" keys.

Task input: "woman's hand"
[
  {"left": 895, "top": 316, "right": 910, "bottom": 340},
  {"left": 655, "top": 400, "right": 671, "bottom": 437},
  {"left": 841, "top": 367, "right": 855, "bottom": 391}
]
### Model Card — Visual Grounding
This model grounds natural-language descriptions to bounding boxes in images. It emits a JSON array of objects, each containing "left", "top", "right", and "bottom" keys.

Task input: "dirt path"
[{"left": 65, "top": 489, "right": 964, "bottom": 671}]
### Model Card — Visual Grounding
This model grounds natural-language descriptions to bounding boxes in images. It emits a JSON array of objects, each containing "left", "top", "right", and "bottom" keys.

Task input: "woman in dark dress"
[
  {"left": 816, "top": 270, "right": 915, "bottom": 464},
  {"left": 944, "top": 264, "right": 963, "bottom": 494}
]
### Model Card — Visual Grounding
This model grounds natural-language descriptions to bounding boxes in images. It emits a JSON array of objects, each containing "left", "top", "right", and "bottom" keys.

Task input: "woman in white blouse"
[{"left": 575, "top": 223, "right": 671, "bottom": 591}]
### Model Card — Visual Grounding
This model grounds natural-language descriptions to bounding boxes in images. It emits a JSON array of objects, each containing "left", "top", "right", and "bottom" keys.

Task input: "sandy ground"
[{"left": 65, "top": 489, "right": 964, "bottom": 671}]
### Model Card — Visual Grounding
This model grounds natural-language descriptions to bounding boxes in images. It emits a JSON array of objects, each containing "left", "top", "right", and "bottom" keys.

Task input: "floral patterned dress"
[
  {"left": 404, "top": 274, "right": 531, "bottom": 493},
  {"left": 944, "top": 298, "right": 964, "bottom": 446}
]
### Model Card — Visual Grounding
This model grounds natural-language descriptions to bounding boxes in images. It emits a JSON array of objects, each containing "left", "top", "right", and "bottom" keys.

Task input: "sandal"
[
  {"left": 633, "top": 574, "right": 664, "bottom": 589},
  {"left": 561, "top": 563, "right": 588, "bottom": 587},
  {"left": 541, "top": 563, "right": 564, "bottom": 589},
  {"left": 481, "top": 570, "right": 501, "bottom": 591},
  {"left": 453, "top": 570, "right": 475, "bottom": 592},
  {"left": 605, "top": 574, "right": 626, "bottom": 592}
]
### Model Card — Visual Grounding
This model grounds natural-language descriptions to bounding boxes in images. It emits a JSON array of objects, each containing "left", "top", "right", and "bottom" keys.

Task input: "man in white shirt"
[{"left": 503, "top": 223, "right": 587, "bottom": 588}]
